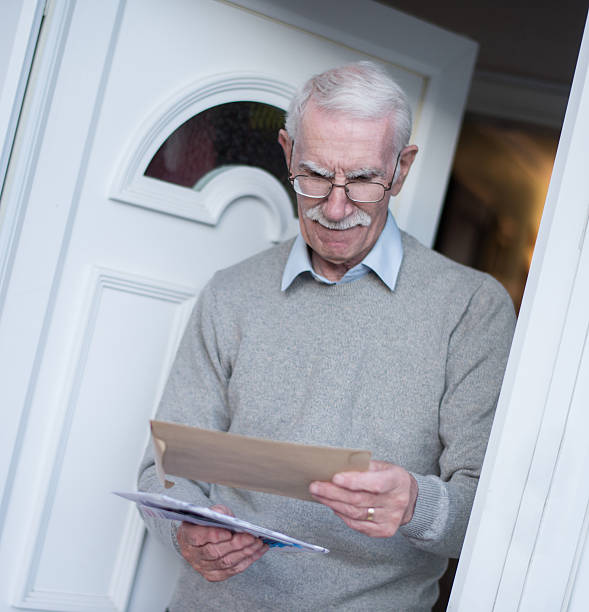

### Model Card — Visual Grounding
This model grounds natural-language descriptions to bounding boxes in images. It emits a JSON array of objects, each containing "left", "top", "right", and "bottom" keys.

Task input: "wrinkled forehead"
[{"left": 295, "top": 104, "right": 396, "bottom": 170}]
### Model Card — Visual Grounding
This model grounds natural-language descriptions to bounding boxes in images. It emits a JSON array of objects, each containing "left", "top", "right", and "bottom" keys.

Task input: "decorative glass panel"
[{"left": 144, "top": 101, "right": 296, "bottom": 213}]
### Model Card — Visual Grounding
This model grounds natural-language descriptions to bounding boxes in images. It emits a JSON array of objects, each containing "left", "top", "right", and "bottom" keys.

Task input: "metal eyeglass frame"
[{"left": 287, "top": 140, "right": 401, "bottom": 204}]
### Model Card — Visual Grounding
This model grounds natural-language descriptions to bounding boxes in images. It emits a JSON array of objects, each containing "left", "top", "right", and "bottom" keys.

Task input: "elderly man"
[{"left": 139, "top": 61, "right": 515, "bottom": 610}]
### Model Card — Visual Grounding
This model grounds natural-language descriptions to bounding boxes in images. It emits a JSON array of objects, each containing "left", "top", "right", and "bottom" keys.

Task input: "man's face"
[{"left": 279, "top": 102, "right": 416, "bottom": 281}]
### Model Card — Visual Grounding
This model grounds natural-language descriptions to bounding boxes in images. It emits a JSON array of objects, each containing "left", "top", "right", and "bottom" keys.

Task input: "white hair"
[{"left": 285, "top": 61, "right": 413, "bottom": 158}]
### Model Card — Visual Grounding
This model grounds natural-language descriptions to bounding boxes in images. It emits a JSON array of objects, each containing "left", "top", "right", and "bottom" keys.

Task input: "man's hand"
[
  {"left": 176, "top": 505, "right": 268, "bottom": 582},
  {"left": 309, "top": 460, "right": 418, "bottom": 538}
]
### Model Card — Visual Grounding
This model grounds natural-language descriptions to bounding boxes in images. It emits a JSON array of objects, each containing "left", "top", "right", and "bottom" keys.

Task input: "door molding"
[
  {"left": 109, "top": 72, "right": 296, "bottom": 239},
  {"left": 0, "top": 0, "right": 73, "bottom": 316},
  {"left": 0, "top": 0, "right": 126, "bottom": 576},
  {"left": 12, "top": 267, "right": 195, "bottom": 611},
  {"left": 0, "top": 0, "right": 77, "bottom": 542},
  {"left": 0, "top": 0, "right": 46, "bottom": 200}
]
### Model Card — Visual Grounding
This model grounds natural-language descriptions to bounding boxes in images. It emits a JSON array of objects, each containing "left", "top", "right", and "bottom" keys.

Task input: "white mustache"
[{"left": 304, "top": 204, "right": 371, "bottom": 230}]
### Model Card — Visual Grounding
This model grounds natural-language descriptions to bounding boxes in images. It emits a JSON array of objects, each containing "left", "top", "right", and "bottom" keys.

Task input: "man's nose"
[{"left": 322, "top": 183, "right": 354, "bottom": 221}]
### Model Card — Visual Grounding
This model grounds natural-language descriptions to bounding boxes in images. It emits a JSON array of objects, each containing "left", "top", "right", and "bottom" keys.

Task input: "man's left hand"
[{"left": 309, "top": 460, "right": 418, "bottom": 537}]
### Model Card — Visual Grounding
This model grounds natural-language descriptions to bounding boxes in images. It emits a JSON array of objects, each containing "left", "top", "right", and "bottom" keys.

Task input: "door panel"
[{"left": 0, "top": 1, "right": 476, "bottom": 610}]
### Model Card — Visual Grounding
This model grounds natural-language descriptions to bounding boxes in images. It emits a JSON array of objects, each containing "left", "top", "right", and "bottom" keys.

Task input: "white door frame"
[
  {"left": 450, "top": 12, "right": 589, "bottom": 611},
  {"left": 0, "top": 0, "right": 45, "bottom": 195},
  {"left": 0, "top": 0, "right": 45, "bottom": 299},
  {"left": 0, "top": 0, "right": 78, "bottom": 541}
]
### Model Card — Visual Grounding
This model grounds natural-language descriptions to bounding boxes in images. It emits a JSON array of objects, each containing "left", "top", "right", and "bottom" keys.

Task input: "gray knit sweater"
[{"left": 138, "top": 232, "right": 515, "bottom": 611}]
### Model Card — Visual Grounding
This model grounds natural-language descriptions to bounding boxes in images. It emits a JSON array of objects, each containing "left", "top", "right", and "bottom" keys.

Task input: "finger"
[
  {"left": 368, "top": 459, "right": 395, "bottom": 471},
  {"left": 332, "top": 464, "right": 405, "bottom": 493},
  {"left": 202, "top": 543, "right": 268, "bottom": 582},
  {"left": 332, "top": 510, "right": 398, "bottom": 538},
  {"left": 197, "top": 531, "right": 261, "bottom": 561},
  {"left": 312, "top": 495, "right": 378, "bottom": 523},
  {"left": 332, "top": 471, "right": 392, "bottom": 493},
  {"left": 179, "top": 522, "right": 233, "bottom": 547},
  {"left": 334, "top": 510, "right": 377, "bottom": 531},
  {"left": 329, "top": 502, "right": 377, "bottom": 523},
  {"left": 199, "top": 536, "right": 267, "bottom": 567},
  {"left": 309, "top": 481, "right": 377, "bottom": 507},
  {"left": 210, "top": 504, "right": 234, "bottom": 517}
]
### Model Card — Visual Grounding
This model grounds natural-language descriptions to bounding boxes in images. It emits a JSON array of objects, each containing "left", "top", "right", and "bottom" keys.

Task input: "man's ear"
[
  {"left": 391, "top": 145, "right": 418, "bottom": 195},
  {"left": 278, "top": 129, "right": 292, "bottom": 168}
]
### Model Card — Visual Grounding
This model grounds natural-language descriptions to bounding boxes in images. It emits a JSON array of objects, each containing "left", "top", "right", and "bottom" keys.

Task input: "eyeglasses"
[{"left": 287, "top": 141, "right": 400, "bottom": 204}]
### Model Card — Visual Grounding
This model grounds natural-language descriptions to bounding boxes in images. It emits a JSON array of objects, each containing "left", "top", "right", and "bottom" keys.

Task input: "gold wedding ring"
[{"left": 366, "top": 507, "right": 375, "bottom": 521}]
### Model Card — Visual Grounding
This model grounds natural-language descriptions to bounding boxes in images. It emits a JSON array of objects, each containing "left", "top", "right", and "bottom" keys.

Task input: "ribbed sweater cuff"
[{"left": 399, "top": 473, "right": 449, "bottom": 542}]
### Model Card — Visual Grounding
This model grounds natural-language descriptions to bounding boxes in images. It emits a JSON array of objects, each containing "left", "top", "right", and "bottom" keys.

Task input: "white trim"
[
  {"left": 109, "top": 73, "right": 296, "bottom": 240},
  {"left": 0, "top": 1, "right": 129, "bottom": 601},
  {"left": 517, "top": 247, "right": 589, "bottom": 610},
  {"left": 0, "top": 0, "right": 45, "bottom": 197},
  {"left": 450, "top": 14, "right": 589, "bottom": 611},
  {"left": 226, "top": 0, "right": 475, "bottom": 75},
  {"left": 393, "top": 43, "right": 477, "bottom": 245},
  {"left": 108, "top": 508, "right": 147, "bottom": 612},
  {"left": 0, "top": 0, "right": 72, "bottom": 316},
  {"left": 13, "top": 267, "right": 195, "bottom": 611},
  {"left": 467, "top": 70, "right": 570, "bottom": 128},
  {"left": 110, "top": 73, "right": 294, "bottom": 194},
  {"left": 14, "top": 592, "right": 122, "bottom": 612},
  {"left": 0, "top": 0, "right": 76, "bottom": 538}
]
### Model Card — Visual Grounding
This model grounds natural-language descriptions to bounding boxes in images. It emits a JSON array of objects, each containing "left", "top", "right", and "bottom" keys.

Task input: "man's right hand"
[{"left": 176, "top": 505, "right": 268, "bottom": 582}]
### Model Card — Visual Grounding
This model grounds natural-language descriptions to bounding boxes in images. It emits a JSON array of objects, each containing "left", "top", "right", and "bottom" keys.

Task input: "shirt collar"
[{"left": 281, "top": 211, "right": 403, "bottom": 291}]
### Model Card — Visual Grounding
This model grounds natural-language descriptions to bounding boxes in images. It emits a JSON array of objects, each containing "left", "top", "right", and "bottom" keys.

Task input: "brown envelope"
[{"left": 151, "top": 420, "right": 371, "bottom": 502}]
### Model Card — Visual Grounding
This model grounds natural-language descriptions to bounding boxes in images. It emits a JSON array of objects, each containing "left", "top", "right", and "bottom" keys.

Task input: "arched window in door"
[
  {"left": 144, "top": 101, "right": 296, "bottom": 214},
  {"left": 109, "top": 75, "right": 298, "bottom": 242}
]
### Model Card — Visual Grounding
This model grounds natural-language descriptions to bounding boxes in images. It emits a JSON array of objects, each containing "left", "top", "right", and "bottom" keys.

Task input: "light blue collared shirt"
[{"left": 281, "top": 211, "right": 404, "bottom": 291}]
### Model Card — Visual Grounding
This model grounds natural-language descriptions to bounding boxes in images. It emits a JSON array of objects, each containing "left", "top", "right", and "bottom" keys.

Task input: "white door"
[{"left": 0, "top": 1, "right": 476, "bottom": 610}]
